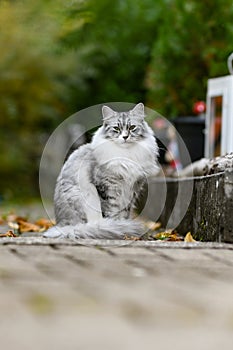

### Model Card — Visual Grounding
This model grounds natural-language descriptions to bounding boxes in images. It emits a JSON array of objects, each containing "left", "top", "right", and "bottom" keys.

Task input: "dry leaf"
[
  {"left": 124, "top": 235, "right": 141, "bottom": 241},
  {"left": 0, "top": 230, "right": 17, "bottom": 238},
  {"left": 7, "top": 215, "right": 27, "bottom": 230},
  {"left": 167, "top": 233, "right": 183, "bottom": 241},
  {"left": 154, "top": 232, "right": 171, "bottom": 240},
  {"left": 6, "top": 215, "right": 54, "bottom": 234},
  {"left": 0, "top": 217, "right": 4, "bottom": 225},
  {"left": 184, "top": 232, "right": 196, "bottom": 242},
  {"left": 17, "top": 219, "right": 41, "bottom": 233},
  {"left": 34, "top": 218, "right": 54, "bottom": 231},
  {"left": 154, "top": 229, "right": 183, "bottom": 241}
]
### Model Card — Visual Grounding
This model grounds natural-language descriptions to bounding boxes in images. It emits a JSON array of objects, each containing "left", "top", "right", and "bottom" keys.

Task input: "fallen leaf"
[
  {"left": 124, "top": 235, "right": 141, "bottom": 241},
  {"left": 154, "top": 229, "right": 183, "bottom": 241},
  {"left": 0, "top": 230, "right": 17, "bottom": 238},
  {"left": 7, "top": 215, "right": 28, "bottom": 230},
  {"left": 153, "top": 231, "right": 171, "bottom": 240},
  {"left": 184, "top": 232, "right": 196, "bottom": 242},
  {"left": 34, "top": 218, "right": 54, "bottom": 231},
  {"left": 167, "top": 233, "right": 183, "bottom": 241},
  {"left": 17, "top": 219, "right": 41, "bottom": 233},
  {"left": 5, "top": 215, "right": 54, "bottom": 234},
  {"left": 0, "top": 217, "right": 4, "bottom": 225}
]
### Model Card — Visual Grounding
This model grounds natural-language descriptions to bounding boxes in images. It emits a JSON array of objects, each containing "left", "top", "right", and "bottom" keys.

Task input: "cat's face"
[{"left": 102, "top": 103, "right": 147, "bottom": 145}]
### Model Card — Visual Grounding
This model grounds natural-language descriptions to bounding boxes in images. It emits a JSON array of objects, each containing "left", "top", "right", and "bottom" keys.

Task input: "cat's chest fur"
[{"left": 91, "top": 129, "right": 157, "bottom": 182}]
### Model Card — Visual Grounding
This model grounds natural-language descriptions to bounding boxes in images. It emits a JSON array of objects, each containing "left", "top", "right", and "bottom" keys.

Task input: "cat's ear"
[
  {"left": 102, "top": 105, "right": 116, "bottom": 121},
  {"left": 131, "top": 103, "right": 145, "bottom": 118}
]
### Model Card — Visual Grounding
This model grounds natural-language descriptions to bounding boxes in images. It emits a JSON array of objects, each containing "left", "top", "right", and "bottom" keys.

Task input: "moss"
[{"left": 195, "top": 218, "right": 208, "bottom": 241}]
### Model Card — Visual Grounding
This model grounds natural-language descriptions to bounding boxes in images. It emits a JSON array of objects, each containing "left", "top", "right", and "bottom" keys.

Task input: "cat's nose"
[{"left": 123, "top": 134, "right": 128, "bottom": 140}]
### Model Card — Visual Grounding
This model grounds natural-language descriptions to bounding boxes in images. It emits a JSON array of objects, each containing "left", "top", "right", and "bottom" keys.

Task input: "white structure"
[{"left": 205, "top": 53, "right": 233, "bottom": 158}]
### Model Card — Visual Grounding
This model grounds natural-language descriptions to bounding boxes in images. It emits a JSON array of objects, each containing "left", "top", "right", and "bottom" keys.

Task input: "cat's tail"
[{"left": 43, "top": 218, "right": 145, "bottom": 240}]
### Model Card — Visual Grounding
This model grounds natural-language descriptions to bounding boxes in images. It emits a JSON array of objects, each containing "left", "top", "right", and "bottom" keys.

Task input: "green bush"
[
  {"left": 147, "top": 0, "right": 233, "bottom": 116},
  {"left": 1, "top": 0, "right": 233, "bottom": 199},
  {"left": 0, "top": 0, "right": 78, "bottom": 198}
]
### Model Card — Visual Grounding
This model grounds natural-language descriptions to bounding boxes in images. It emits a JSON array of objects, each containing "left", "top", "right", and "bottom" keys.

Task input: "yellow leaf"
[
  {"left": 154, "top": 229, "right": 183, "bottom": 241},
  {"left": 184, "top": 232, "right": 196, "bottom": 242}
]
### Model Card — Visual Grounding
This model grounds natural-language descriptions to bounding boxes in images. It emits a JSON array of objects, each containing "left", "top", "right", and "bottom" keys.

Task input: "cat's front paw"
[{"left": 43, "top": 226, "right": 63, "bottom": 238}]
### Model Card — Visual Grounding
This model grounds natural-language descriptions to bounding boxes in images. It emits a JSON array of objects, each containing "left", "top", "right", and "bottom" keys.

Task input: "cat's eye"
[
  {"left": 129, "top": 125, "right": 137, "bottom": 131},
  {"left": 113, "top": 126, "right": 120, "bottom": 132}
]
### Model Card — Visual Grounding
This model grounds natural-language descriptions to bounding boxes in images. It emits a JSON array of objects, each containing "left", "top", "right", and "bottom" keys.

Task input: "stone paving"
[{"left": 1, "top": 237, "right": 233, "bottom": 350}]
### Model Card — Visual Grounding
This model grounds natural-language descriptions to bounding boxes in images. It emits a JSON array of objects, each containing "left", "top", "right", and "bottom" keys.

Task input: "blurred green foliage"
[
  {"left": 147, "top": 0, "right": 233, "bottom": 115},
  {"left": 0, "top": 0, "right": 233, "bottom": 199},
  {"left": 60, "top": 0, "right": 160, "bottom": 107},
  {"left": 0, "top": 0, "right": 79, "bottom": 198}
]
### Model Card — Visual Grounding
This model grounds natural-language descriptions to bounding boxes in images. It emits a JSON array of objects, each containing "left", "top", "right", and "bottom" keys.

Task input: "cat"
[{"left": 44, "top": 103, "right": 159, "bottom": 239}]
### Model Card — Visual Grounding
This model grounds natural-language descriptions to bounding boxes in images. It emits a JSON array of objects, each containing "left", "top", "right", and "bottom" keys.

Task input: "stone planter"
[{"left": 144, "top": 170, "right": 233, "bottom": 242}]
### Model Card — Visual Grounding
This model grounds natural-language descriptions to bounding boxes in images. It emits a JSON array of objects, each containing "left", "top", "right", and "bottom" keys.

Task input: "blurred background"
[{"left": 1, "top": 0, "right": 233, "bottom": 203}]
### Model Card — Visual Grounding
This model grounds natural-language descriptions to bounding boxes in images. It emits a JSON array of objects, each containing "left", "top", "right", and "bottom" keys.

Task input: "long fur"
[
  {"left": 44, "top": 103, "right": 158, "bottom": 240},
  {"left": 44, "top": 218, "right": 145, "bottom": 239}
]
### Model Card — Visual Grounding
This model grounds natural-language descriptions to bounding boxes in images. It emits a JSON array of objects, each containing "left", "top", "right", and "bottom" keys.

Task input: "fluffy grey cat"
[{"left": 44, "top": 103, "right": 158, "bottom": 239}]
